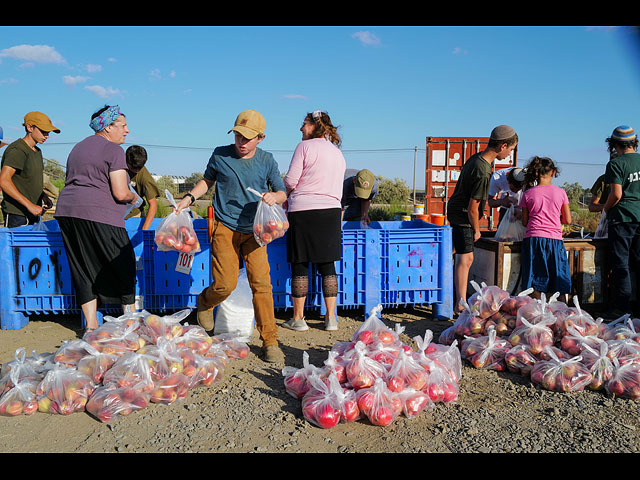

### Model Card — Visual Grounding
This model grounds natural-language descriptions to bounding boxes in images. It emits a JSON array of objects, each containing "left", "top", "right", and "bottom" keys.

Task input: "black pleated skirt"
[
  {"left": 286, "top": 208, "right": 342, "bottom": 264},
  {"left": 57, "top": 217, "right": 136, "bottom": 306}
]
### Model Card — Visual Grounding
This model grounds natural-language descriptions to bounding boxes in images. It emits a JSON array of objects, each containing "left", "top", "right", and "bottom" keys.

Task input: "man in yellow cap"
[
  {"left": 176, "top": 110, "right": 287, "bottom": 363},
  {"left": 1, "top": 112, "right": 60, "bottom": 228},
  {"left": 341, "top": 168, "right": 378, "bottom": 225}
]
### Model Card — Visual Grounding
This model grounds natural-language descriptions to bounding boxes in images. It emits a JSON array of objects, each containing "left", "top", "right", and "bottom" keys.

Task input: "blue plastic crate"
[
  {"left": 0, "top": 218, "right": 149, "bottom": 330},
  {"left": 142, "top": 218, "right": 314, "bottom": 312},
  {"left": 325, "top": 220, "right": 454, "bottom": 319}
]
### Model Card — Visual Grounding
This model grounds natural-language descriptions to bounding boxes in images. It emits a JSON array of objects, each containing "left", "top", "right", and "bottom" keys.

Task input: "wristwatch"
[{"left": 183, "top": 193, "right": 195, "bottom": 205}]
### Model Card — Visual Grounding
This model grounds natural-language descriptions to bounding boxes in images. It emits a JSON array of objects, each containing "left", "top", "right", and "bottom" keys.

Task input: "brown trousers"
[{"left": 199, "top": 220, "right": 278, "bottom": 347}]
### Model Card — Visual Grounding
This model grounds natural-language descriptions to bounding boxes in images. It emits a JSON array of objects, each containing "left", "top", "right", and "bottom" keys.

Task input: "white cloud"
[
  {"left": 86, "top": 64, "right": 102, "bottom": 73},
  {"left": 0, "top": 77, "right": 18, "bottom": 86},
  {"left": 149, "top": 68, "right": 162, "bottom": 80},
  {"left": 63, "top": 75, "right": 90, "bottom": 87},
  {"left": 0, "top": 44, "right": 66, "bottom": 64},
  {"left": 84, "top": 85, "right": 122, "bottom": 99},
  {"left": 352, "top": 31, "right": 381, "bottom": 47},
  {"left": 169, "top": 70, "right": 176, "bottom": 78},
  {"left": 107, "top": 57, "right": 117, "bottom": 63},
  {"left": 452, "top": 46, "right": 468, "bottom": 55}
]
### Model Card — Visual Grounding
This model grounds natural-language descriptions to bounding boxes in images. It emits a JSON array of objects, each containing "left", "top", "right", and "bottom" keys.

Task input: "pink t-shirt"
[
  {"left": 284, "top": 137, "right": 346, "bottom": 212},
  {"left": 519, "top": 184, "right": 569, "bottom": 241}
]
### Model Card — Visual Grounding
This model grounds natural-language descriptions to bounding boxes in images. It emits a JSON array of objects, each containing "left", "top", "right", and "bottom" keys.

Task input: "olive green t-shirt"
[
  {"left": 446, "top": 152, "right": 493, "bottom": 226},
  {"left": 0, "top": 139, "right": 44, "bottom": 216},
  {"left": 604, "top": 152, "right": 640, "bottom": 223},
  {"left": 590, "top": 174, "right": 609, "bottom": 205},
  {"left": 126, "top": 166, "right": 160, "bottom": 218}
]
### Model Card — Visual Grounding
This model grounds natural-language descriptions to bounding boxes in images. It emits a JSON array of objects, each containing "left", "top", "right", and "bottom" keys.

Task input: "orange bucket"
[
  {"left": 416, "top": 214, "right": 429, "bottom": 222},
  {"left": 430, "top": 214, "right": 445, "bottom": 226}
]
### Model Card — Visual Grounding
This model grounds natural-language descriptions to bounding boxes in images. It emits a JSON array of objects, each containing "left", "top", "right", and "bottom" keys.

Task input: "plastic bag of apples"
[
  {"left": 0, "top": 369, "right": 40, "bottom": 416},
  {"left": 247, "top": 187, "right": 289, "bottom": 246},
  {"left": 154, "top": 189, "right": 201, "bottom": 254},
  {"left": 302, "top": 372, "right": 360, "bottom": 429}
]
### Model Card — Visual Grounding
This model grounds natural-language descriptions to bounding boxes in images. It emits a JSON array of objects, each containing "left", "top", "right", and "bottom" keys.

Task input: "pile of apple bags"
[
  {"left": 0, "top": 309, "right": 249, "bottom": 421},
  {"left": 282, "top": 305, "right": 462, "bottom": 429},
  {"left": 439, "top": 281, "right": 640, "bottom": 399}
]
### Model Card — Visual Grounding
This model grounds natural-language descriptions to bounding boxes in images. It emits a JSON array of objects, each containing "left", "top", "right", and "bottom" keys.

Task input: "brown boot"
[
  {"left": 196, "top": 295, "right": 214, "bottom": 332},
  {"left": 262, "top": 344, "right": 284, "bottom": 363}
]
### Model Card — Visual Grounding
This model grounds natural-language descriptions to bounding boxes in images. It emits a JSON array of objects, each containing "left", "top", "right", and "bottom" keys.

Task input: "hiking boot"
[
  {"left": 262, "top": 344, "right": 284, "bottom": 363},
  {"left": 282, "top": 317, "right": 309, "bottom": 331},
  {"left": 324, "top": 316, "right": 338, "bottom": 331},
  {"left": 196, "top": 295, "right": 214, "bottom": 331}
]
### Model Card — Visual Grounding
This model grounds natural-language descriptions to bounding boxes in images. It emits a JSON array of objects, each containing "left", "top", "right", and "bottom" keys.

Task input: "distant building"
[{"left": 150, "top": 174, "right": 189, "bottom": 185}]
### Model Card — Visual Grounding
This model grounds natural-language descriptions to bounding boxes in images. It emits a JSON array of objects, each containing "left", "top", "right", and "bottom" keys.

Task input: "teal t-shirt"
[
  {"left": 605, "top": 152, "right": 640, "bottom": 224},
  {"left": 204, "top": 145, "right": 286, "bottom": 233}
]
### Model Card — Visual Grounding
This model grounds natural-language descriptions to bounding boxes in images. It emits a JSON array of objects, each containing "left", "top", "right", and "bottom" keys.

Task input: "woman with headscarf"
[{"left": 55, "top": 105, "right": 142, "bottom": 334}]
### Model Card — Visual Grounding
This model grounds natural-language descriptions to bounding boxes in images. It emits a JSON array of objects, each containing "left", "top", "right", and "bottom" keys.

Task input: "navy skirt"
[{"left": 520, "top": 236, "right": 571, "bottom": 294}]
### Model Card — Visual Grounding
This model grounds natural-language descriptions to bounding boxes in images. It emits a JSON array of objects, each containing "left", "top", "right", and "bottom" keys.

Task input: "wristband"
[{"left": 183, "top": 193, "right": 195, "bottom": 206}]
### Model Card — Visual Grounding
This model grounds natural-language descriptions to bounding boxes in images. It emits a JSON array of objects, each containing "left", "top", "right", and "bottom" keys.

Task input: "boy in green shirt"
[
  {"left": 125, "top": 145, "right": 160, "bottom": 231},
  {"left": 447, "top": 125, "right": 518, "bottom": 315},
  {"left": 0, "top": 112, "right": 60, "bottom": 227},
  {"left": 603, "top": 125, "right": 640, "bottom": 317}
]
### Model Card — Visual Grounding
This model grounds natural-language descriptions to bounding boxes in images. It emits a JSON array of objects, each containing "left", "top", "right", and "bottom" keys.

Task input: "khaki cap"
[
  {"left": 354, "top": 169, "right": 375, "bottom": 199},
  {"left": 23, "top": 111, "right": 60, "bottom": 134},
  {"left": 228, "top": 110, "right": 266, "bottom": 139}
]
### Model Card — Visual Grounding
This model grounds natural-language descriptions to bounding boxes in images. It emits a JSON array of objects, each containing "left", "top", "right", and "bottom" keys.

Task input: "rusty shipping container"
[{"left": 425, "top": 136, "right": 518, "bottom": 230}]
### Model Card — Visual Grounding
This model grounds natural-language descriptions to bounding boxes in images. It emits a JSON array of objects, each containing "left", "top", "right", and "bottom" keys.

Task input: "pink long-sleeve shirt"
[{"left": 284, "top": 137, "right": 346, "bottom": 212}]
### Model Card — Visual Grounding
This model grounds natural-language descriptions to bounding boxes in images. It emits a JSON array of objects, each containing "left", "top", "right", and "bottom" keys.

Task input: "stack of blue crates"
[{"left": 0, "top": 217, "right": 453, "bottom": 330}]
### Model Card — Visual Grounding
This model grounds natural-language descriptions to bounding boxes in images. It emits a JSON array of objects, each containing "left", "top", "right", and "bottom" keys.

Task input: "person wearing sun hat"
[
  {"left": 0, "top": 111, "right": 60, "bottom": 228},
  {"left": 175, "top": 109, "right": 287, "bottom": 364},
  {"left": 603, "top": 124, "right": 640, "bottom": 318}
]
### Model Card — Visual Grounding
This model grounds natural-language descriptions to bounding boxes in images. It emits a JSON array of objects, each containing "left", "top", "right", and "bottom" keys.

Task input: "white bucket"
[{"left": 413, "top": 204, "right": 424, "bottom": 215}]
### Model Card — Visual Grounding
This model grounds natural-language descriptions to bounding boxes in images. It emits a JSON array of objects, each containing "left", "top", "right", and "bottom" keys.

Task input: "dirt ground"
[{"left": 2, "top": 305, "right": 640, "bottom": 454}]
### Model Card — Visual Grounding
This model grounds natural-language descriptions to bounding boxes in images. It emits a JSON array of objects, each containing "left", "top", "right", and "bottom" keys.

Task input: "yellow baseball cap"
[
  {"left": 228, "top": 110, "right": 265, "bottom": 139},
  {"left": 23, "top": 111, "right": 60, "bottom": 134}
]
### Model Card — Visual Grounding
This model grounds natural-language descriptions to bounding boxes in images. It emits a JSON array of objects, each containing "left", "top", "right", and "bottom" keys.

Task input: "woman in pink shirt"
[
  {"left": 283, "top": 111, "right": 346, "bottom": 332},
  {"left": 519, "top": 156, "right": 572, "bottom": 300}
]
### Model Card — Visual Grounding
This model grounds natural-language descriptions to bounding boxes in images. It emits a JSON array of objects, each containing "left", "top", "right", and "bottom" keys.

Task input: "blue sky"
[{"left": 1, "top": 25, "right": 639, "bottom": 192}]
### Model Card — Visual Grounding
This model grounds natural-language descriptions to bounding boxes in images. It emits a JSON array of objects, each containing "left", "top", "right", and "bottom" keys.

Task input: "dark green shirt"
[
  {"left": 1, "top": 139, "right": 44, "bottom": 216},
  {"left": 446, "top": 152, "right": 493, "bottom": 226},
  {"left": 127, "top": 166, "right": 160, "bottom": 218},
  {"left": 605, "top": 152, "right": 640, "bottom": 223},
  {"left": 590, "top": 173, "right": 609, "bottom": 205}
]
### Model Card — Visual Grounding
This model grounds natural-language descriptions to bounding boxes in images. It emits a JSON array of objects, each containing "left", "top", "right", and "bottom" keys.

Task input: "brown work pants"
[{"left": 199, "top": 220, "right": 278, "bottom": 347}]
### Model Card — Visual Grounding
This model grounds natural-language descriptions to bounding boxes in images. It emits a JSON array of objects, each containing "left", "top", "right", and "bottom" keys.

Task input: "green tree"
[
  {"left": 155, "top": 176, "right": 178, "bottom": 197},
  {"left": 374, "top": 176, "right": 411, "bottom": 206}
]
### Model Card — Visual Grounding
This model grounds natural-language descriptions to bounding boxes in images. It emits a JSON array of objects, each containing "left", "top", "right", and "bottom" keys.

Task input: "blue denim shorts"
[{"left": 521, "top": 236, "right": 571, "bottom": 294}]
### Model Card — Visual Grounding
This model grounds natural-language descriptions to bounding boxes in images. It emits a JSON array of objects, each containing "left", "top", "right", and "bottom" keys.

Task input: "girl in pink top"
[
  {"left": 519, "top": 156, "right": 572, "bottom": 299},
  {"left": 283, "top": 111, "right": 346, "bottom": 332}
]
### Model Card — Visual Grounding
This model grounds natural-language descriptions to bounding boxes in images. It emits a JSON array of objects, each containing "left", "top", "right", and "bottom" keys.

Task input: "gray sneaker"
[
  {"left": 324, "top": 316, "right": 338, "bottom": 331},
  {"left": 282, "top": 317, "right": 309, "bottom": 331}
]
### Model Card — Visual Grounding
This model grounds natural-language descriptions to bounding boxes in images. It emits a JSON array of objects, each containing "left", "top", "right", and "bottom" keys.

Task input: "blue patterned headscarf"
[{"left": 89, "top": 105, "right": 123, "bottom": 132}]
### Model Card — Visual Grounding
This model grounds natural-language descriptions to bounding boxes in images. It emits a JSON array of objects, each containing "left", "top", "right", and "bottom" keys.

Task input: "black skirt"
[
  {"left": 57, "top": 217, "right": 136, "bottom": 306},
  {"left": 286, "top": 208, "right": 342, "bottom": 264}
]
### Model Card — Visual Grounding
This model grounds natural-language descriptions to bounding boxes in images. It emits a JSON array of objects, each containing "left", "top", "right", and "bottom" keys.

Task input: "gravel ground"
[{"left": 1, "top": 306, "right": 639, "bottom": 453}]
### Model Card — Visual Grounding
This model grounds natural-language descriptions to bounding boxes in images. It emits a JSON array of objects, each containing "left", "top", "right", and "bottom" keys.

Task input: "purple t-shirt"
[
  {"left": 54, "top": 135, "right": 129, "bottom": 228},
  {"left": 520, "top": 184, "right": 568, "bottom": 241}
]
